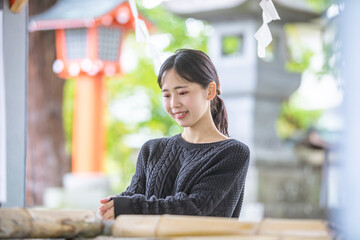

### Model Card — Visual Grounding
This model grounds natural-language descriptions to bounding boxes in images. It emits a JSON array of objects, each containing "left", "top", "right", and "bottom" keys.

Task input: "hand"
[{"left": 98, "top": 196, "right": 115, "bottom": 220}]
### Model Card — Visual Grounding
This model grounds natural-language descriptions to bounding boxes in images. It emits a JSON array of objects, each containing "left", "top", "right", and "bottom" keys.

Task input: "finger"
[
  {"left": 103, "top": 199, "right": 114, "bottom": 211},
  {"left": 98, "top": 205, "right": 107, "bottom": 214},
  {"left": 99, "top": 200, "right": 114, "bottom": 215},
  {"left": 99, "top": 199, "right": 109, "bottom": 204},
  {"left": 99, "top": 197, "right": 111, "bottom": 204},
  {"left": 99, "top": 195, "right": 115, "bottom": 204},
  {"left": 103, "top": 206, "right": 114, "bottom": 220}
]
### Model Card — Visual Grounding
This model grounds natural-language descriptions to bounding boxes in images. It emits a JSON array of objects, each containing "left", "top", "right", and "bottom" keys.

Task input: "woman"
[{"left": 99, "top": 49, "right": 250, "bottom": 220}]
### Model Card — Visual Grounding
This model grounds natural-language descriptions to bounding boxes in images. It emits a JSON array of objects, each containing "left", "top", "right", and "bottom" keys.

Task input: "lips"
[{"left": 173, "top": 111, "right": 188, "bottom": 119}]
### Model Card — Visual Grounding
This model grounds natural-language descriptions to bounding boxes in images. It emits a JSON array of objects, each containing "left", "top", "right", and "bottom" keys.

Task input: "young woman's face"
[{"left": 161, "top": 68, "right": 210, "bottom": 128}]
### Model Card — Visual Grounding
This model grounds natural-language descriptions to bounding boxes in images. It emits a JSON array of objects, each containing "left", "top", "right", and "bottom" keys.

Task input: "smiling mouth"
[{"left": 174, "top": 111, "right": 188, "bottom": 119}]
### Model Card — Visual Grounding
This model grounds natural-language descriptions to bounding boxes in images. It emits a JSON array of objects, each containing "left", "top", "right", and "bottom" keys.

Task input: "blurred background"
[{"left": 21, "top": 0, "right": 343, "bottom": 221}]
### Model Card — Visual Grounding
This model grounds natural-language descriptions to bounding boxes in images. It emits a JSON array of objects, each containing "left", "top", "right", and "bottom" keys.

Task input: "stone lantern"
[{"left": 164, "top": 0, "right": 322, "bottom": 218}]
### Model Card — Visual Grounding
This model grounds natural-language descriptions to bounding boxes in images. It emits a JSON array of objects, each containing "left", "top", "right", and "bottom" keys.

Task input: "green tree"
[{"left": 277, "top": 0, "right": 337, "bottom": 139}]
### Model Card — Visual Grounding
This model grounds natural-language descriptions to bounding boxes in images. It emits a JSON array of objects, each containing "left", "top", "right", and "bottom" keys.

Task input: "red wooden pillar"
[{"left": 72, "top": 75, "right": 105, "bottom": 173}]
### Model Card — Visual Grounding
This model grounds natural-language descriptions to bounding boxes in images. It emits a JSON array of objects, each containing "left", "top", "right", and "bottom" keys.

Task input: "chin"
[
  {"left": 177, "top": 123, "right": 188, "bottom": 128},
  {"left": 175, "top": 120, "right": 190, "bottom": 128}
]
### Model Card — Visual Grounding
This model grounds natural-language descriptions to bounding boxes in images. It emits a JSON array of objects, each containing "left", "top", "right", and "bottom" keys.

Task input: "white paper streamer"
[
  {"left": 129, "top": 0, "right": 163, "bottom": 75},
  {"left": 254, "top": 0, "right": 280, "bottom": 58}
]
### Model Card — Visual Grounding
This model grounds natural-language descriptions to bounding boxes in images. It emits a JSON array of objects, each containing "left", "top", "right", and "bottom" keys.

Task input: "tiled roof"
[
  {"left": 29, "top": 0, "right": 125, "bottom": 31},
  {"left": 163, "top": 0, "right": 321, "bottom": 23}
]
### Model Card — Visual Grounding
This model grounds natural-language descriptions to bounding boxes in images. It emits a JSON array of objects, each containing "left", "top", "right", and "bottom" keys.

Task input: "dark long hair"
[{"left": 157, "top": 49, "right": 229, "bottom": 136}]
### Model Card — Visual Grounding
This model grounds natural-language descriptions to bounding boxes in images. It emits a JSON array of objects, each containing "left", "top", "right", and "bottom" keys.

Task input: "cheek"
[
  {"left": 190, "top": 93, "right": 207, "bottom": 110},
  {"left": 163, "top": 99, "right": 171, "bottom": 113}
]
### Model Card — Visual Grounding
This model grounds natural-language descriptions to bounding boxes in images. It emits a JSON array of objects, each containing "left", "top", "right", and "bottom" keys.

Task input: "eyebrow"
[{"left": 161, "top": 86, "right": 189, "bottom": 92}]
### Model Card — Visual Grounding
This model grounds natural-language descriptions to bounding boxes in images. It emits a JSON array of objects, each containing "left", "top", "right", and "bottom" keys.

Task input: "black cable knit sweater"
[{"left": 112, "top": 134, "right": 250, "bottom": 218}]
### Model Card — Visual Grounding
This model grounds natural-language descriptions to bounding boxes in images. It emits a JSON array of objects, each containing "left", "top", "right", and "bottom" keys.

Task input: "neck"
[{"left": 181, "top": 110, "right": 227, "bottom": 143}]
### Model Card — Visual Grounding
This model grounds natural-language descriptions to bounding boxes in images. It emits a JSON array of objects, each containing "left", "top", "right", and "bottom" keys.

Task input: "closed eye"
[{"left": 179, "top": 92, "right": 188, "bottom": 95}]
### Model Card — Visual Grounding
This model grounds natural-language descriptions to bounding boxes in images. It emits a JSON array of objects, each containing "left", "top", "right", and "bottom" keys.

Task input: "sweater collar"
[{"left": 174, "top": 134, "right": 232, "bottom": 149}]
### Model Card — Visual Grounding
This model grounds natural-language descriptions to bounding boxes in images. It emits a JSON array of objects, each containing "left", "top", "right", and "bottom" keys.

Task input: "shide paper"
[
  {"left": 254, "top": 0, "right": 281, "bottom": 58},
  {"left": 129, "top": 0, "right": 162, "bottom": 75}
]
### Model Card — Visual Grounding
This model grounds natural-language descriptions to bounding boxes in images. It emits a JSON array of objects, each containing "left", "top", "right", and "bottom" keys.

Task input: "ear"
[{"left": 207, "top": 82, "right": 217, "bottom": 100}]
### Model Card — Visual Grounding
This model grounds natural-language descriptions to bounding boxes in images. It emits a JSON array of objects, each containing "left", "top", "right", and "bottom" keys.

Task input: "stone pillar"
[{"left": 208, "top": 19, "right": 301, "bottom": 219}]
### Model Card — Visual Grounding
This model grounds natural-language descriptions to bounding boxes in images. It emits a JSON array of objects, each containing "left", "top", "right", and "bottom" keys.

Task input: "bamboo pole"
[
  {"left": 112, "top": 215, "right": 333, "bottom": 239},
  {"left": 171, "top": 236, "right": 279, "bottom": 240},
  {"left": 258, "top": 218, "right": 330, "bottom": 238},
  {"left": 112, "top": 215, "right": 259, "bottom": 238}
]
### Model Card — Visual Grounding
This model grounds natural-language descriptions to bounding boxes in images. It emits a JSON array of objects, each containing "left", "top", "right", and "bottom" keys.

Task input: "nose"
[{"left": 170, "top": 95, "right": 181, "bottom": 109}]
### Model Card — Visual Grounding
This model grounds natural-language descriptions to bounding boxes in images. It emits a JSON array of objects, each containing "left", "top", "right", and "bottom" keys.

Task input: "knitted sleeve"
[
  {"left": 113, "top": 140, "right": 152, "bottom": 197},
  {"left": 112, "top": 143, "right": 250, "bottom": 216}
]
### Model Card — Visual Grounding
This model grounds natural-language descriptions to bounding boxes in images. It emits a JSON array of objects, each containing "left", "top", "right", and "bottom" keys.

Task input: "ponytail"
[{"left": 211, "top": 95, "right": 229, "bottom": 137}]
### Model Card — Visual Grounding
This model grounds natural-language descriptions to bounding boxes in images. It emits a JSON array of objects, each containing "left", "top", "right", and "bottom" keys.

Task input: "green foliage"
[
  {"left": 277, "top": 101, "right": 323, "bottom": 139},
  {"left": 62, "top": 79, "right": 74, "bottom": 154},
  {"left": 280, "top": 15, "right": 335, "bottom": 139},
  {"left": 138, "top": 4, "right": 208, "bottom": 52},
  {"left": 319, "top": 42, "right": 340, "bottom": 80},
  {"left": 222, "top": 35, "right": 243, "bottom": 56},
  {"left": 278, "top": 24, "right": 318, "bottom": 139},
  {"left": 284, "top": 24, "right": 315, "bottom": 73},
  {"left": 285, "top": 49, "right": 314, "bottom": 73},
  {"left": 306, "top": 0, "right": 333, "bottom": 12}
]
